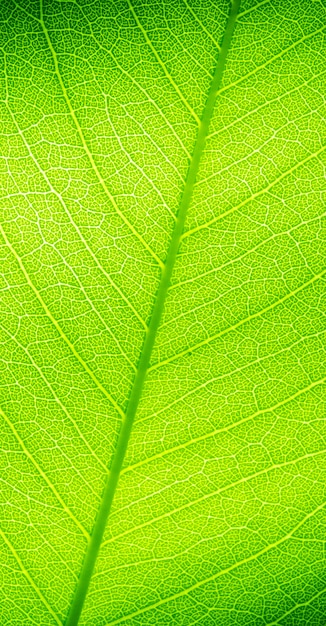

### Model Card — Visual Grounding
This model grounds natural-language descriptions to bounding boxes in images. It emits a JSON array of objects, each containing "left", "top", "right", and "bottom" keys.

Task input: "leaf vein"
[
  {"left": 104, "top": 500, "right": 326, "bottom": 624},
  {"left": 126, "top": 0, "right": 201, "bottom": 125},
  {"left": 182, "top": 145, "right": 325, "bottom": 240},
  {"left": 0, "top": 527, "right": 62, "bottom": 625},
  {"left": 0, "top": 225, "right": 125, "bottom": 420},
  {"left": 39, "top": 1, "right": 164, "bottom": 269},
  {"left": 0, "top": 406, "right": 90, "bottom": 540},
  {"left": 150, "top": 270, "right": 326, "bottom": 371}
]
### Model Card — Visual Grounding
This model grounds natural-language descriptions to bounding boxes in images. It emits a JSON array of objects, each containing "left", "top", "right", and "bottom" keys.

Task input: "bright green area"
[{"left": 0, "top": 0, "right": 326, "bottom": 625}]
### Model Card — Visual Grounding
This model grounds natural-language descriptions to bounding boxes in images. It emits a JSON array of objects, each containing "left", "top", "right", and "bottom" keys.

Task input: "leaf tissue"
[{"left": 0, "top": 0, "right": 326, "bottom": 624}]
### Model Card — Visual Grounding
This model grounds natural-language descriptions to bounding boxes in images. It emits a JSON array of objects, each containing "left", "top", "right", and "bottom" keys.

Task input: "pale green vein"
[
  {"left": 123, "top": 344, "right": 326, "bottom": 473},
  {"left": 102, "top": 442, "right": 326, "bottom": 550},
  {"left": 102, "top": 98, "right": 177, "bottom": 223},
  {"left": 3, "top": 476, "right": 80, "bottom": 580},
  {"left": 104, "top": 500, "right": 326, "bottom": 625},
  {"left": 127, "top": 0, "right": 201, "bottom": 125},
  {"left": 163, "top": 268, "right": 317, "bottom": 329},
  {"left": 181, "top": 0, "right": 223, "bottom": 50},
  {"left": 195, "top": 125, "right": 324, "bottom": 190},
  {"left": 136, "top": 373, "right": 325, "bottom": 442},
  {"left": 39, "top": 0, "right": 164, "bottom": 270},
  {"left": 61, "top": 35, "right": 178, "bottom": 225},
  {"left": 194, "top": 138, "right": 325, "bottom": 191},
  {"left": 0, "top": 224, "right": 125, "bottom": 420},
  {"left": 182, "top": 145, "right": 325, "bottom": 239},
  {"left": 98, "top": 442, "right": 326, "bottom": 573},
  {"left": 98, "top": 449, "right": 326, "bottom": 572},
  {"left": 4, "top": 0, "right": 191, "bottom": 161},
  {"left": 71, "top": 3, "right": 192, "bottom": 161},
  {"left": 237, "top": 0, "right": 272, "bottom": 18},
  {"left": 0, "top": 320, "right": 107, "bottom": 478},
  {"left": 0, "top": 527, "right": 62, "bottom": 625},
  {"left": 207, "top": 69, "right": 326, "bottom": 140},
  {"left": 171, "top": 212, "right": 325, "bottom": 291},
  {"left": 266, "top": 587, "right": 326, "bottom": 625},
  {"left": 44, "top": 243, "right": 138, "bottom": 370},
  {"left": 0, "top": 406, "right": 89, "bottom": 540},
  {"left": 149, "top": 269, "right": 326, "bottom": 371},
  {"left": 142, "top": 356, "right": 325, "bottom": 430},
  {"left": 2, "top": 53, "right": 148, "bottom": 335},
  {"left": 216, "top": 25, "right": 326, "bottom": 97},
  {"left": 65, "top": 2, "right": 240, "bottom": 623}
]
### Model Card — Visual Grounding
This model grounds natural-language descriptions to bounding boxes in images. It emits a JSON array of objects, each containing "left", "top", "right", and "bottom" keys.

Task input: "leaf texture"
[{"left": 0, "top": 0, "right": 326, "bottom": 624}]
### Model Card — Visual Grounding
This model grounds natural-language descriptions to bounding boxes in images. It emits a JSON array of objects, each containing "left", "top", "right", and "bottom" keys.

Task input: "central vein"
[{"left": 65, "top": 1, "right": 240, "bottom": 623}]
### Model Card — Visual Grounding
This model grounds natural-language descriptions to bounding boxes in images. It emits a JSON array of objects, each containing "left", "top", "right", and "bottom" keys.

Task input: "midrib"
[{"left": 65, "top": 1, "right": 240, "bottom": 623}]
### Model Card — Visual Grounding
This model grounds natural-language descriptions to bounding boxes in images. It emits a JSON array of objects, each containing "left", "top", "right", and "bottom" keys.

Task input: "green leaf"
[{"left": 0, "top": 0, "right": 325, "bottom": 624}]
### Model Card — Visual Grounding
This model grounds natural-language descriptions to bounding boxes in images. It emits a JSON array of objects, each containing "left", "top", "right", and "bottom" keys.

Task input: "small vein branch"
[{"left": 39, "top": 0, "right": 163, "bottom": 270}]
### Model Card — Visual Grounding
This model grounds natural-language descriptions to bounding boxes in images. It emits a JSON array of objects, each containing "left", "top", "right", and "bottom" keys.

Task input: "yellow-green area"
[{"left": 0, "top": 0, "right": 325, "bottom": 624}]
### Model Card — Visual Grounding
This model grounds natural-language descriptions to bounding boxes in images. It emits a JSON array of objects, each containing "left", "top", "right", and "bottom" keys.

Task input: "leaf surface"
[{"left": 0, "top": 0, "right": 326, "bottom": 624}]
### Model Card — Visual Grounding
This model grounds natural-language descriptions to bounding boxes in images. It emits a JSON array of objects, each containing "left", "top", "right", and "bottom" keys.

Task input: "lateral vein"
[
  {"left": 1, "top": 65, "right": 148, "bottom": 334},
  {"left": 104, "top": 447, "right": 326, "bottom": 550},
  {"left": 0, "top": 321, "right": 108, "bottom": 478},
  {"left": 149, "top": 269, "right": 326, "bottom": 371},
  {"left": 126, "top": 0, "right": 201, "bottom": 125},
  {"left": 0, "top": 225, "right": 125, "bottom": 420},
  {"left": 39, "top": 0, "right": 164, "bottom": 269},
  {"left": 104, "top": 500, "right": 326, "bottom": 625},
  {"left": 0, "top": 527, "right": 63, "bottom": 625},
  {"left": 0, "top": 405, "right": 90, "bottom": 539},
  {"left": 182, "top": 145, "right": 326, "bottom": 239}
]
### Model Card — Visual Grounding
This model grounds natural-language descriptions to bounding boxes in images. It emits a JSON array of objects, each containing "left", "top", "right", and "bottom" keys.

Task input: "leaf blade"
[{"left": 0, "top": 0, "right": 325, "bottom": 625}]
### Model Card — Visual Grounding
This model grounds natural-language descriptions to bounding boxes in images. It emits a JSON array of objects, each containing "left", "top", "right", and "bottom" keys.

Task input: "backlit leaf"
[{"left": 0, "top": 0, "right": 325, "bottom": 624}]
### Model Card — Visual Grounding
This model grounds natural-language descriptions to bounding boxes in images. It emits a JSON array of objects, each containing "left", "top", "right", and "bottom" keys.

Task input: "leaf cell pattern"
[{"left": 0, "top": 0, "right": 326, "bottom": 624}]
